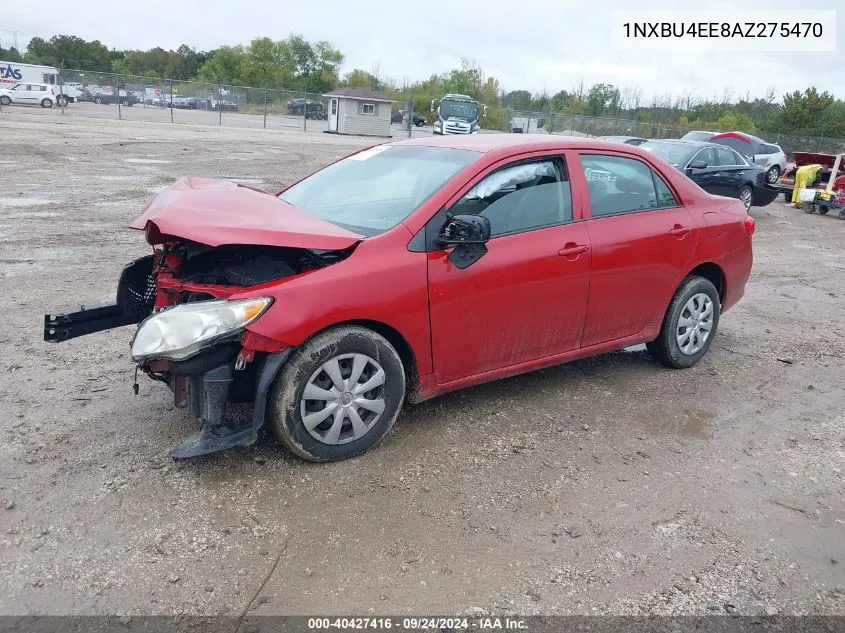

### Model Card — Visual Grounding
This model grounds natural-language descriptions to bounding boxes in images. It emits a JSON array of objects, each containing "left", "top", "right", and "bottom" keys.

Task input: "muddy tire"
[
  {"left": 647, "top": 276, "right": 721, "bottom": 369},
  {"left": 268, "top": 326, "right": 406, "bottom": 462}
]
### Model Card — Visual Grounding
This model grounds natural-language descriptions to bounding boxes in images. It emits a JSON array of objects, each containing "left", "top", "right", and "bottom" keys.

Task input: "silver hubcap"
[
  {"left": 300, "top": 353, "right": 386, "bottom": 445},
  {"left": 676, "top": 293, "right": 714, "bottom": 356},
  {"left": 740, "top": 188, "right": 752, "bottom": 209},
  {"left": 766, "top": 167, "right": 778, "bottom": 183}
]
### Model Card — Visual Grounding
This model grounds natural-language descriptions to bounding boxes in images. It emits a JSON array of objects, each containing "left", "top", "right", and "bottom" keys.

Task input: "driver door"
[{"left": 426, "top": 154, "right": 592, "bottom": 384}]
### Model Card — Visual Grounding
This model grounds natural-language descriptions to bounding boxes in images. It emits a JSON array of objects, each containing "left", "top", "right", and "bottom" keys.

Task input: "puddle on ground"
[
  {"left": 0, "top": 197, "right": 55, "bottom": 208},
  {"left": 637, "top": 405, "right": 715, "bottom": 439},
  {"left": 123, "top": 158, "right": 172, "bottom": 164}
]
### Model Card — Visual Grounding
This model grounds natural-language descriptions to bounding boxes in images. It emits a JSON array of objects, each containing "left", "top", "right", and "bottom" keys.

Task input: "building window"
[{"left": 361, "top": 102, "right": 375, "bottom": 115}]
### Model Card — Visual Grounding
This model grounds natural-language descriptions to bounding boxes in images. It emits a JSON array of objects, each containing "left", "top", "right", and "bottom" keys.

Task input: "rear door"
[
  {"left": 575, "top": 152, "right": 698, "bottom": 347},
  {"left": 714, "top": 147, "right": 750, "bottom": 197}
]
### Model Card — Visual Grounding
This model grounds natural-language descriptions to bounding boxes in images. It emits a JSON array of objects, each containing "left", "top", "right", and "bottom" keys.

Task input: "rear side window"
[
  {"left": 716, "top": 148, "right": 740, "bottom": 166},
  {"left": 581, "top": 154, "right": 678, "bottom": 217}
]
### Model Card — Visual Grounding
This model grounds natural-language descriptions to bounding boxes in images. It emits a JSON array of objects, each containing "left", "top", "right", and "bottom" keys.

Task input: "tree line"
[{"left": 2, "top": 34, "right": 844, "bottom": 138}]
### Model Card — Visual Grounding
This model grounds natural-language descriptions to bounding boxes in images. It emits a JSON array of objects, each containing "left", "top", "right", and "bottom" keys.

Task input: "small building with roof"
[{"left": 322, "top": 87, "right": 395, "bottom": 137}]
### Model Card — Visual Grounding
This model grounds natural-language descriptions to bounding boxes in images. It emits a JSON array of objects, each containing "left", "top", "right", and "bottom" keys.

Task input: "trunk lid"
[{"left": 130, "top": 176, "right": 364, "bottom": 249}]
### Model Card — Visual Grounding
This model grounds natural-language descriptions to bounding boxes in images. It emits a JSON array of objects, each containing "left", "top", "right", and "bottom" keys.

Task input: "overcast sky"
[{"left": 3, "top": 0, "right": 842, "bottom": 101}]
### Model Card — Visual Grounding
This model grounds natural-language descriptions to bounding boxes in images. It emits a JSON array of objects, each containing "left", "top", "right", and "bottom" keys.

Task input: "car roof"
[{"left": 390, "top": 133, "right": 651, "bottom": 154}]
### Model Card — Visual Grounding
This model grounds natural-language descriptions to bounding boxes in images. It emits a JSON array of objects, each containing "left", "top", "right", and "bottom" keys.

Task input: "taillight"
[{"left": 744, "top": 215, "right": 756, "bottom": 236}]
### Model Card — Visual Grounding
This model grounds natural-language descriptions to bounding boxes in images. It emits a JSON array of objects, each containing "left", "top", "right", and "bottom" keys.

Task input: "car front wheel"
[
  {"left": 0, "top": 96, "right": 10, "bottom": 106},
  {"left": 268, "top": 326, "right": 406, "bottom": 462},
  {"left": 647, "top": 276, "right": 721, "bottom": 369}
]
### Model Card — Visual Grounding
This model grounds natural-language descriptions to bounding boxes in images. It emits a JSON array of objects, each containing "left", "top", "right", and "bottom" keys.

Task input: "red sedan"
[{"left": 44, "top": 135, "right": 755, "bottom": 462}]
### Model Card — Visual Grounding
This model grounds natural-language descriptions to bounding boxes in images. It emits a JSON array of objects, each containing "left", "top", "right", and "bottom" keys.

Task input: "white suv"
[{"left": 0, "top": 82, "right": 69, "bottom": 108}]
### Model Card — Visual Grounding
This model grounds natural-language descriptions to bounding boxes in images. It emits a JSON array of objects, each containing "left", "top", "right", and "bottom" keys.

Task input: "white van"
[
  {"left": 0, "top": 82, "right": 68, "bottom": 108},
  {"left": 0, "top": 61, "right": 82, "bottom": 101}
]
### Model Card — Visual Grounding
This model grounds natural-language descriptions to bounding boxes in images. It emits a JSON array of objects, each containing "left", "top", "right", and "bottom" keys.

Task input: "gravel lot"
[{"left": 0, "top": 109, "right": 843, "bottom": 618}]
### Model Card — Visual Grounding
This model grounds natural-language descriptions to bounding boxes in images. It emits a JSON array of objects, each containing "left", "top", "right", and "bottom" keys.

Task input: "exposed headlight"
[{"left": 130, "top": 298, "right": 272, "bottom": 362}]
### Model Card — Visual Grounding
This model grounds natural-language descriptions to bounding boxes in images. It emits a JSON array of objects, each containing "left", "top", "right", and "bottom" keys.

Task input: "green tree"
[
  {"left": 24, "top": 35, "right": 112, "bottom": 71},
  {"left": 0, "top": 46, "right": 23, "bottom": 62}
]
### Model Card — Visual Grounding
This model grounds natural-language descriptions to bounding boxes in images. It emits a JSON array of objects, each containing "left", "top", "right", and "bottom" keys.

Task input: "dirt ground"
[{"left": 0, "top": 109, "right": 843, "bottom": 618}]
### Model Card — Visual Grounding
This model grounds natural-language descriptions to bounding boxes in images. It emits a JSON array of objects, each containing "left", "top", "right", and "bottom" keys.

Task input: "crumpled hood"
[{"left": 129, "top": 176, "right": 364, "bottom": 249}]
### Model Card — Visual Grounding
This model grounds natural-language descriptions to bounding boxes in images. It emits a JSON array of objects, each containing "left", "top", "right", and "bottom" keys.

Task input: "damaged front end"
[{"left": 44, "top": 181, "right": 363, "bottom": 459}]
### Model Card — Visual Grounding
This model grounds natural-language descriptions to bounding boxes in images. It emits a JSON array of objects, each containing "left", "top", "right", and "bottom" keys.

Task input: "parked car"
[
  {"left": 599, "top": 135, "right": 648, "bottom": 145},
  {"left": 286, "top": 98, "right": 326, "bottom": 119},
  {"left": 392, "top": 111, "right": 427, "bottom": 126},
  {"left": 211, "top": 99, "right": 239, "bottom": 112},
  {"left": 709, "top": 132, "right": 788, "bottom": 184},
  {"left": 680, "top": 131, "right": 716, "bottom": 142},
  {"left": 640, "top": 139, "right": 778, "bottom": 210},
  {"left": 91, "top": 90, "right": 138, "bottom": 106},
  {"left": 44, "top": 135, "right": 756, "bottom": 463},
  {"left": 0, "top": 82, "right": 68, "bottom": 108}
]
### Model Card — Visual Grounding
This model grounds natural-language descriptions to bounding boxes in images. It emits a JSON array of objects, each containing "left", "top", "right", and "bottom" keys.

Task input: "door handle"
[
  {"left": 669, "top": 226, "right": 691, "bottom": 237},
  {"left": 558, "top": 243, "right": 589, "bottom": 257}
]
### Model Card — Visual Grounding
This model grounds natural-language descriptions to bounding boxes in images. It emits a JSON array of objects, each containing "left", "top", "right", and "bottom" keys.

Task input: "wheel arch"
[
  {"left": 293, "top": 318, "right": 420, "bottom": 401},
  {"left": 685, "top": 262, "right": 726, "bottom": 304}
]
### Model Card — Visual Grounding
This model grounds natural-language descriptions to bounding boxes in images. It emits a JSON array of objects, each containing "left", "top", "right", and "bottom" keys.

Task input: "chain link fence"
[
  {"left": 502, "top": 108, "right": 845, "bottom": 158},
  {"left": 55, "top": 68, "right": 333, "bottom": 132}
]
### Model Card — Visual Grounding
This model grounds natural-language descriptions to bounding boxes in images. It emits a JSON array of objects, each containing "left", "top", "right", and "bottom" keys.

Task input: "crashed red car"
[{"left": 44, "top": 135, "right": 755, "bottom": 462}]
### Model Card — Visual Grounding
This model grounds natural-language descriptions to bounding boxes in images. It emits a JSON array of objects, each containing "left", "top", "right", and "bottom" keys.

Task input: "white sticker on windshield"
[{"left": 349, "top": 146, "right": 390, "bottom": 161}]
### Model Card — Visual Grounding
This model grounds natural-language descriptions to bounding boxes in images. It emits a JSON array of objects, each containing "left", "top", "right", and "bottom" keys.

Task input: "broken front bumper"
[
  {"left": 163, "top": 346, "right": 292, "bottom": 459},
  {"left": 43, "top": 253, "right": 293, "bottom": 459}
]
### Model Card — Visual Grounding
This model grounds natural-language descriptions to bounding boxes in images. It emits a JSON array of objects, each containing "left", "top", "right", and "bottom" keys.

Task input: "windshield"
[
  {"left": 640, "top": 141, "right": 693, "bottom": 166},
  {"left": 279, "top": 145, "right": 480, "bottom": 236},
  {"left": 440, "top": 100, "right": 478, "bottom": 121}
]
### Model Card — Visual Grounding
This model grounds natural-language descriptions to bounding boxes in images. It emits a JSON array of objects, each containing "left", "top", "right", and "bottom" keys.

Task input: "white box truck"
[{"left": 0, "top": 61, "right": 82, "bottom": 102}]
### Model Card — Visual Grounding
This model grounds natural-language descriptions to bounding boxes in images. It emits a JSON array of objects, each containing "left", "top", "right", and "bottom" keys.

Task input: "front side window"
[
  {"left": 361, "top": 102, "right": 375, "bottom": 115},
  {"left": 450, "top": 159, "right": 572, "bottom": 237},
  {"left": 692, "top": 147, "right": 718, "bottom": 167},
  {"left": 279, "top": 145, "right": 479, "bottom": 236},
  {"left": 582, "top": 154, "right": 678, "bottom": 217}
]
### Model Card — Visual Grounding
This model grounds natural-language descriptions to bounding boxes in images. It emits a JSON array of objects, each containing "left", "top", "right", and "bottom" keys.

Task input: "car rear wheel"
[
  {"left": 268, "top": 325, "right": 406, "bottom": 462},
  {"left": 646, "top": 276, "right": 721, "bottom": 369},
  {"left": 94, "top": 97, "right": 102, "bottom": 104},
  {"left": 739, "top": 185, "right": 753, "bottom": 210},
  {"left": 765, "top": 165, "right": 780, "bottom": 184},
  {"left": 57, "top": 96, "right": 68, "bottom": 107},
  {"left": 0, "top": 96, "right": 10, "bottom": 106},
  {"left": 41, "top": 98, "right": 53, "bottom": 108}
]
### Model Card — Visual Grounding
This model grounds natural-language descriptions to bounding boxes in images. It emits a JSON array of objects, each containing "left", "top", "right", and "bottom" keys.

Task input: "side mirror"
[
  {"left": 437, "top": 214, "right": 491, "bottom": 244},
  {"left": 688, "top": 159, "right": 707, "bottom": 170},
  {"left": 437, "top": 215, "right": 491, "bottom": 269}
]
